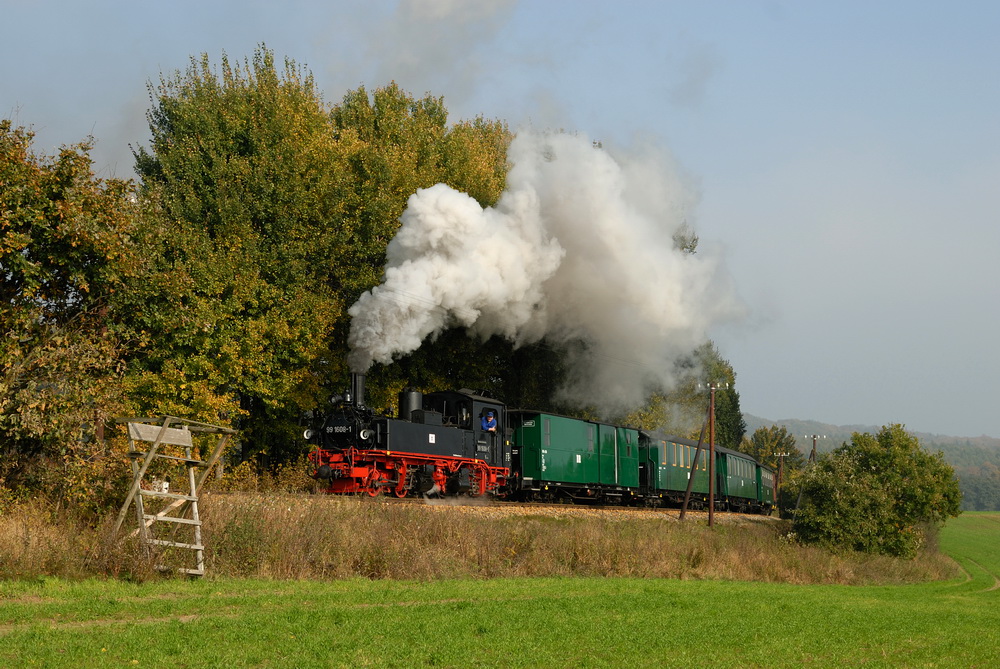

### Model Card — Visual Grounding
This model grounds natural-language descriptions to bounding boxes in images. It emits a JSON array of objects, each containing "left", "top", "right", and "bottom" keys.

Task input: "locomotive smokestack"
[{"left": 351, "top": 373, "right": 366, "bottom": 408}]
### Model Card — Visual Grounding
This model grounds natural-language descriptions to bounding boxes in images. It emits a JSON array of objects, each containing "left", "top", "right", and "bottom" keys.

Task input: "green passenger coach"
[
  {"left": 503, "top": 410, "right": 773, "bottom": 514},
  {"left": 715, "top": 446, "right": 760, "bottom": 512},
  {"left": 639, "top": 432, "right": 711, "bottom": 507}
]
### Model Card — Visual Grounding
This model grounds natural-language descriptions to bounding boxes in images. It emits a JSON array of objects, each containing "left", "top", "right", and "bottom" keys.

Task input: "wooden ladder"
[{"left": 113, "top": 416, "right": 231, "bottom": 577}]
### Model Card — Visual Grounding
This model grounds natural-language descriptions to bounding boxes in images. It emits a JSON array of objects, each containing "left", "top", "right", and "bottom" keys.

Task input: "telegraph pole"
[
  {"left": 679, "top": 403, "right": 712, "bottom": 522},
  {"left": 708, "top": 386, "right": 715, "bottom": 527},
  {"left": 775, "top": 451, "right": 790, "bottom": 507},
  {"left": 793, "top": 434, "right": 826, "bottom": 518},
  {"left": 707, "top": 382, "right": 728, "bottom": 528},
  {"left": 804, "top": 434, "right": 825, "bottom": 464}
]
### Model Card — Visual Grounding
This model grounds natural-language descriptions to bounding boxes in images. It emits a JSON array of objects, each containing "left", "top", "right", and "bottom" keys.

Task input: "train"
[{"left": 305, "top": 373, "right": 775, "bottom": 514}]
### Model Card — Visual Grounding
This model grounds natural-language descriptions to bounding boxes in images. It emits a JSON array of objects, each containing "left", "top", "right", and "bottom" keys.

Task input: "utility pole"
[
  {"left": 706, "top": 382, "right": 728, "bottom": 528},
  {"left": 775, "top": 451, "right": 790, "bottom": 507},
  {"left": 793, "top": 434, "right": 826, "bottom": 519},
  {"left": 679, "top": 402, "right": 712, "bottom": 522},
  {"left": 804, "top": 434, "right": 825, "bottom": 464}
]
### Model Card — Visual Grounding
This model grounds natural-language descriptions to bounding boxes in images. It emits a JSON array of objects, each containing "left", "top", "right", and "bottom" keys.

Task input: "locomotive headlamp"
[
  {"left": 303, "top": 429, "right": 314, "bottom": 440},
  {"left": 359, "top": 429, "right": 373, "bottom": 441}
]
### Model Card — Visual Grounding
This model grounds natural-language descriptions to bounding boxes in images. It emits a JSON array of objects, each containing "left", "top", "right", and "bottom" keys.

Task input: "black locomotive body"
[{"left": 307, "top": 374, "right": 511, "bottom": 497}]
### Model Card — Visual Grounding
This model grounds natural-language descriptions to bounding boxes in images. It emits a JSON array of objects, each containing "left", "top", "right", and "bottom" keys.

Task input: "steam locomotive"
[{"left": 306, "top": 373, "right": 775, "bottom": 514}]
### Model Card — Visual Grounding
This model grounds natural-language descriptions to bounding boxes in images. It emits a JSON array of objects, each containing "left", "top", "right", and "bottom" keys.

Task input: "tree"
[
  {"left": 608, "top": 341, "right": 745, "bottom": 444},
  {"left": 694, "top": 342, "right": 745, "bottom": 449},
  {"left": 0, "top": 120, "right": 136, "bottom": 507},
  {"left": 740, "top": 425, "right": 805, "bottom": 471},
  {"left": 741, "top": 425, "right": 806, "bottom": 511},
  {"left": 793, "top": 424, "right": 962, "bottom": 558},
  {"left": 130, "top": 46, "right": 513, "bottom": 462},
  {"left": 957, "top": 463, "right": 1000, "bottom": 511},
  {"left": 328, "top": 83, "right": 512, "bottom": 414},
  {"left": 128, "top": 47, "right": 350, "bottom": 461}
]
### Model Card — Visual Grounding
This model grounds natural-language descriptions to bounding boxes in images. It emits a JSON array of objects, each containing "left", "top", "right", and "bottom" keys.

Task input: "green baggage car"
[{"left": 510, "top": 410, "right": 640, "bottom": 504}]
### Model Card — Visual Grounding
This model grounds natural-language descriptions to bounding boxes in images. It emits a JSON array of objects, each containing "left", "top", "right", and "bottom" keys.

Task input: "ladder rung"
[
  {"left": 155, "top": 565, "right": 205, "bottom": 576},
  {"left": 148, "top": 539, "right": 205, "bottom": 550},
  {"left": 138, "top": 490, "right": 198, "bottom": 501},
  {"left": 128, "top": 451, "right": 207, "bottom": 466},
  {"left": 143, "top": 514, "right": 202, "bottom": 526}
]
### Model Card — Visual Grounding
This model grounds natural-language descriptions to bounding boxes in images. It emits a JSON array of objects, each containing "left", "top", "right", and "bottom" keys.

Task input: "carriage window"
[
  {"left": 544, "top": 418, "right": 551, "bottom": 447},
  {"left": 588, "top": 425, "right": 595, "bottom": 452}
]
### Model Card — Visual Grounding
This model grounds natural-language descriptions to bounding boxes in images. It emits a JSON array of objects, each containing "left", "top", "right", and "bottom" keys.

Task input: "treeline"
[{"left": 1, "top": 46, "right": 743, "bottom": 511}]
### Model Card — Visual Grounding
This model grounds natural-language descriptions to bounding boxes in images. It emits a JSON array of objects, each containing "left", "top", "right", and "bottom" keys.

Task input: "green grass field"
[{"left": 2, "top": 513, "right": 997, "bottom": 668}]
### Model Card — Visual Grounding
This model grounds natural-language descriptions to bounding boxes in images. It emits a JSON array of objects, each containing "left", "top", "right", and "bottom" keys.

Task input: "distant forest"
[{"left": 744, "top": 414, "right": 1000, "bottom": 511}]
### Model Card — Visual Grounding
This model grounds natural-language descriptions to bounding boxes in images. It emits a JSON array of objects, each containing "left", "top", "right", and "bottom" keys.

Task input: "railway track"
[{"left": 209, "top": 490, "right": 779, "bottom": 524}]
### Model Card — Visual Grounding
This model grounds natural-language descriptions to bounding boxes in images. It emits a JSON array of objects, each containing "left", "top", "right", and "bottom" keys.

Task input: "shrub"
[{"left": 792, "top": 424, "right": 962, "bottom": 558}]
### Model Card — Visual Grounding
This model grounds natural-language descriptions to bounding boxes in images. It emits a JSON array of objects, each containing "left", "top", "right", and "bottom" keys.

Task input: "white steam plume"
[{"left": 347, "top": 130, "right": 743, "bottom": 414}]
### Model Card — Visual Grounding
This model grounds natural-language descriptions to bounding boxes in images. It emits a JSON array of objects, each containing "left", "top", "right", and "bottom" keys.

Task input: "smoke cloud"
[{"left": 347, "top": 130, "right": 743, "bottom": 414}]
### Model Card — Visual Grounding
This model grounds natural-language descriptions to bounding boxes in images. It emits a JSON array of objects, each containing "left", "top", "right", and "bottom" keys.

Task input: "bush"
[{"left": 792, "top": 424, "right": 962, "bottom": 558}]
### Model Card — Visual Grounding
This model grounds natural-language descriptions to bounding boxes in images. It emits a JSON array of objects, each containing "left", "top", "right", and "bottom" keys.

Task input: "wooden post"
[{"left": 709, "top": 385, "right": 716, "bottom": 528}]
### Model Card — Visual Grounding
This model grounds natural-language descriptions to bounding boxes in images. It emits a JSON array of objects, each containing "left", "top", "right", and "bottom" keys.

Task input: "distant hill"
[
  {"left": 743, "top": 414, "right": 1000, "bottom": 459},
  {"left": 743, "top": 414, "right": 1000, "bottom": 511}
]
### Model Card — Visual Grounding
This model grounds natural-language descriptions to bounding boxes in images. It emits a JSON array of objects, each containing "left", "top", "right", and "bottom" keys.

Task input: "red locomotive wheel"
[{"left": 363, "top": 470, "right": 387, "bottom": 497}]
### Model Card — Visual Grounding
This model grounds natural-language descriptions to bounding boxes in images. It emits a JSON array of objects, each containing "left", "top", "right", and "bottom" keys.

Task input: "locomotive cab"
[{"left": 422, "top": 389, "right": 509, "bottom": 469}]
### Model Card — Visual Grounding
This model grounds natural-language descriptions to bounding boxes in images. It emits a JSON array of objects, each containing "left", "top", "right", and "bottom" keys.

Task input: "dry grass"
[
  {"left": 0, "top": 491, "right": 956, "bottom": 584},
  {"left": 195, "top": 493, "right": 957, "bottom": 585},
  {"left": 0, "top": 500, "right": 156, "bottom": 581}
]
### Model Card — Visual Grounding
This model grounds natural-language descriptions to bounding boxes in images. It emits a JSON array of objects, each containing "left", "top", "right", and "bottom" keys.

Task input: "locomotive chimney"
[{"left": 350, "top": 372, "right": 366, "bottom": 408}]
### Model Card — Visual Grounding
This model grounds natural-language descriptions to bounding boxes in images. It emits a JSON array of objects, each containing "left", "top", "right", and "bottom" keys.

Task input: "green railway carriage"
[
  {"left": 510, "top": 410, "right": 640, "bottom": 502},
  {"left": 757, "top": 464, "right": 776, "bottom": 512},
  {"left": 715, "top": 446, "right": 760, "bottom": 511},
  {"left": 639, "top": 432, "right": 711, "bottom": 506}
]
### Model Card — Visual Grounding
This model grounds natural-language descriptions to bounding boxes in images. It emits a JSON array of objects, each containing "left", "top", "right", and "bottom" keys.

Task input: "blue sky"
[{"left": 3, "top": 1, "right": 999, "bottom": 437}]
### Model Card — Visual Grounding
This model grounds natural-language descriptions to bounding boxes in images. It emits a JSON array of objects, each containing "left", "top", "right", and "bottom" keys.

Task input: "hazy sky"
[{"left": 3, "top": 1, "right": 998, "bottom": 437}]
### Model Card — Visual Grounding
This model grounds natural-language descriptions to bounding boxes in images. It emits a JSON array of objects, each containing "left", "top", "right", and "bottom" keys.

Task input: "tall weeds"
[
  {"left": 0, "top": 492, "right": 957, "bottom": 585},
  {"left": 198, "top": 494, "right": 956, "bottom": 585}
]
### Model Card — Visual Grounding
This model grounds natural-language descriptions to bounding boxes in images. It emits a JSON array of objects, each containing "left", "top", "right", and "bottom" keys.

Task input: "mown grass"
[
  {"left": 1, "top": 515, "right": 998, "bottom": 668},
  {"left": 0, "top": 507, "right": 997, "bottom": 667}
]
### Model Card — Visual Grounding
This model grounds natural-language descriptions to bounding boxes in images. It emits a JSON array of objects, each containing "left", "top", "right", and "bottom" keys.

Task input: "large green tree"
[
  {"left": 129, "top": 46, "right": 512, "bottom": 461},
  {"left": 327, "top": 82, "right": 512, "bottom": 414},
  {"left": 128, "top": 48, "right": 350, "bottom": 461},
  {"left": 793, "top": 424, "right": 961, "bottom": 557},
  {"left": 0, "top": 121, "right": 136, "bottom": 506}
]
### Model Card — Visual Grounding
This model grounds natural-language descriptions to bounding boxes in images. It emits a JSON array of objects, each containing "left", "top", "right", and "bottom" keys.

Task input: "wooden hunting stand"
[{"left": 113, "top": 416, "right": 235, "bottom": 577}]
